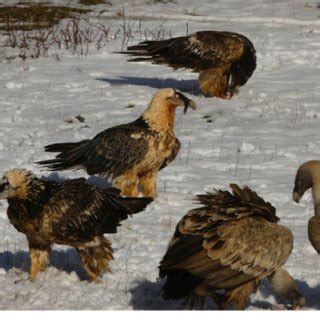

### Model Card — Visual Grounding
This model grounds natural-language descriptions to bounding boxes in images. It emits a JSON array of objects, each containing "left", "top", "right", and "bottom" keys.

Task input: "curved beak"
[
  {"left": 292, "top": 191, "right": 302, "bottom": 203},
  {"left": 176, "top": 92, "right": 196, "bottom": 114},
  {"left": 183, "top": 98, "right": 197, "bottom": 114}
]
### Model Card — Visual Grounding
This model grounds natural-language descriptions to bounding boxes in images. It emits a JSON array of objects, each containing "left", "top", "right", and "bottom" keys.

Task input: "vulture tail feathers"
[
  {"left": 36, "top": 140, "right": 95, "bottom": 172},
  {"left": 100, "top": 189, "right": 152, "bottom": 233}
]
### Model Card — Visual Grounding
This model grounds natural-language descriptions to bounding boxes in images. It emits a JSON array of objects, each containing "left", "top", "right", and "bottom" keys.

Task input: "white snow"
[{"left": 0, "top": 0, "right": 320, "bottom": 310}]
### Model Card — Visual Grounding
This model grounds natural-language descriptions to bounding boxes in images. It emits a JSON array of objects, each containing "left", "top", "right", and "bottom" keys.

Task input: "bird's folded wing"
[
  {"left": 125, "top": 32, "right": 245, "bottom": 72},
  {"left": 44, "top": 180, "right": 111, "bottom": 242},
  {"left": 83, "top": 127, "right": 150, "bottom": 178},
  {"left": 160, "top": 218, "right": 293, "bottom": 289}
]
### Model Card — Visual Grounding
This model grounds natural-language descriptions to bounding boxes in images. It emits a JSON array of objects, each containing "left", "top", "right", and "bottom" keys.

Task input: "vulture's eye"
[{"left": 0, "top": 182, "right": 9, "bottom": 193}]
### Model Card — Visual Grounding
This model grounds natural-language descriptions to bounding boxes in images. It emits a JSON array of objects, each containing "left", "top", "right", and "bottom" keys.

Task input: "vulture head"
[
  {"left": 142, "top": 89, "right": 196, "bottom": 131},
  {"left": 165, "top": 88, "right": 197, "bottom": 114},
  {"left": 151, "top": 88, "right": 196, "bottom": 113},
  {"left": 0, "top": 169, "right": 44, "bottom": 201},
  {"left": 292, "top": 160, "right": 320, "bottom": 211}
]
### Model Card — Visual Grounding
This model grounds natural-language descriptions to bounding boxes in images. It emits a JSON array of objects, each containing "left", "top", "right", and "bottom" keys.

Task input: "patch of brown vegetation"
[
  {"left": 79, "top": 0, "right": 110, "bottom": 5},
  {"left": 0, "top": 3, "right": 91, "bottom": 31}
]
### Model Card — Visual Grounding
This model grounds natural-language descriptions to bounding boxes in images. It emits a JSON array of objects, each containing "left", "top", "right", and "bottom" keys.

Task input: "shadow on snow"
[
  {"left": 129, "top": 277, "right": 320, "bottom": 310},
  {"left": 0, "top": 249, "right": 90, "bottom": 281},
  {"left": 96, "top": 76, "right": 202, "bottom": 96}
]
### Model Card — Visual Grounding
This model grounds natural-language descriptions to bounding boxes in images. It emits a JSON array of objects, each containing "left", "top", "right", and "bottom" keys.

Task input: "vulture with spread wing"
[
  {"left": 121, "top": 31, "right": 256, "bottom": 98},
  {"left": 37, "top": 89, "right": 196, "bottom": 198},
  {"left": 0, "top": 169, "right": 152, "bottom": 281},
  {"left": 159, "top": 184, "right": 305, "bottom": 309}
]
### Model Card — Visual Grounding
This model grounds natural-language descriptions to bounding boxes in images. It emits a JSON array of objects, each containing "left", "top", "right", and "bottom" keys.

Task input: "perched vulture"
[
  {"left": 159, "top": 184, "right": 305, "bottom": 310},
  {"left": 293, "top": 160, "right": 320, "bottom": 254},
  {"left": 120, "top": 31, "right": 256, "bottom": 98},
  {"left": 37, "top": 89, "right": 196, "bottom": 198},
  {"left": 0, "top": 169, "right": 151, "bottom": 281}
]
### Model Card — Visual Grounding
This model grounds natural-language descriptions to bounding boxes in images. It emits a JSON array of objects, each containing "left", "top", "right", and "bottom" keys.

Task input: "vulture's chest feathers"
[{"left": 7, "top": 201, "right": 43, "bottom": 237}]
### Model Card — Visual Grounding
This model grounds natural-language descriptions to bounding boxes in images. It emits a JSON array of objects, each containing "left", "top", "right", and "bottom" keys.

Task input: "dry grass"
[
  {"left": 79, "top": 0, "right": 110, "bottom": 5},
  {"left": 0, "top": 3, "right": 91, "bottom": 31},
  {"left": 1, "top": 4, "right": 173, "bottom": 60},
  {"left": 4, "top": 16, "right": 113, "bottom": 59}
]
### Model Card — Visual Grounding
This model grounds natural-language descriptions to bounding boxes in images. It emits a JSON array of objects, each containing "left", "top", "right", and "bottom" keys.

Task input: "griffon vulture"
[{"left": 159, "top": 184, "right": 305, "bottom": 309}]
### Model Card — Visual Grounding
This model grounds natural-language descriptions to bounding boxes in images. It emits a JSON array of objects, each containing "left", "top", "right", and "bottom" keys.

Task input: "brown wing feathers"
[
  {"left": 50, "top": 181, "right": 152, "bottom": 240},
  {"left": 37, "top": 125, "right": 150, "bottom": 179},
  {"left": 160, "top": 184, "right": 293, "bottom": 307},
  {"left": 123, "top": 32, "right": 249, "bottom": 72},
  {"left": 125, "top": 35, "right": 221, "bottom": 71}
]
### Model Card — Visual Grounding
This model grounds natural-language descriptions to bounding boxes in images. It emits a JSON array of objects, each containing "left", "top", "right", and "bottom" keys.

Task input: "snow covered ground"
[{"left": 1, "top": 0, "right": 320, "bottom": 310}]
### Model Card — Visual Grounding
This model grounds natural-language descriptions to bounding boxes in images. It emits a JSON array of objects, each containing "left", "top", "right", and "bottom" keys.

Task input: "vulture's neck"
[
  {"left": 142, "top": 98, "right": 177, "bottom": 134},
  {"left": 312, "top": 176, "right": 320, "bottom": 217}
]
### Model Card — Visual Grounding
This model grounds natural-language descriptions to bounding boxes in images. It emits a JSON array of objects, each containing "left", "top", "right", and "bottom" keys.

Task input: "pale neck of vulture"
[
  {"left": 311, "top": 172, "right": 320, "bottom": 217},
  {"left": 142, "top": 97, "right": 177, "bottom": 134}
]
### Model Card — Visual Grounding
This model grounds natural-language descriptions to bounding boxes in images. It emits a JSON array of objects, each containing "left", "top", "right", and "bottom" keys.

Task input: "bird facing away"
[
  {"left": 0, "top": 169, "right": 152, "bottom": 281},
  {"left": 159, "top": 184, "right": 305, "bottom": 310},
  {"left": 37, "top": 89, "right": 196, "bottom": 199},
  {"left": 120, "top": 31, "right": 256, "bottom": 98},
  {"left": 293, "top": 160, "right": 320, "bottom": 255}
]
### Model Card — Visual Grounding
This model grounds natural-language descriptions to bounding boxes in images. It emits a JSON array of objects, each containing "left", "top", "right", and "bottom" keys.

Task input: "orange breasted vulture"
[
  {"left": 0, "top": 169, "right": 152, "bottom": 282},
  {"left": 293, "top": 160, "right": 320, "bottom": 255},
  {"left": 120, "top": 31, "right": 256, "bottom": 98},
  {"left": 37, "top": 89, "right": 196, "bottom": 198},
  {"left": 159, "top": 184, "right": 305, "bottom": 310}
]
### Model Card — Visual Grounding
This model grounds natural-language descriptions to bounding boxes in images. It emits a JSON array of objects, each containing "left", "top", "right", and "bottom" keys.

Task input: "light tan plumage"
[
  {"left": 37, "top": 89, "right": 196, "bottom": 198},
  {"left": 120, "top": 31, "right": 256, "bottom": 98},
  {"left": 293, "top": 160, "right": 320, "bottom": 254},
  {"left": 0, "top": 169, "right": 151, "bottom": 281},
  {"left": 160, "top": 184, "right": 304, "bottom": 309}
]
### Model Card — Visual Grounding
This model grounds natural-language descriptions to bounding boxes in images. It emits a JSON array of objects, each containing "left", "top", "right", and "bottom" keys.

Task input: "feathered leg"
[
  {"left": 28, "top": 243, "right": 51, "bottom": 281},
  {"left": 77, "top": 236, "right": 114, "bottom": 282},
  {"left": 193, "top": 283, "right": 224, "bottom": 310},
  {"left": 198, "top": 66, "right": 231, "bottom": 98},
  {"left": 113, "top": 173, "right": 139, "bottom": 197},
  {"left": 224, "top": 281, "right": 257, "bottom": 310},
  {"left": 139, "top": 171, "right": 157, "bottom": 198}
]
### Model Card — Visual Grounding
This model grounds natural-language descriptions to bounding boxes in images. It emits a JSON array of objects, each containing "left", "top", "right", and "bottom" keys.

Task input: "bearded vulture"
[
  {"left": 37, "top": 89, "right": 196, "bottom": 198},
  {"left": 0, "top": 169, "right": 151, "bottom": 281},
  {"left": 159, "top": 184, "right": 305, "bottom": 309},
  {"left": 120, "top": 31, "right": 256, "bottom": 98},
  {"left": 293, "top": 160, "right": 320, "bottom": 255}
]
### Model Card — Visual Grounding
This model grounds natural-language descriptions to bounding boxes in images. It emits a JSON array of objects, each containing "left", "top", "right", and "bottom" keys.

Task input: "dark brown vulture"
[
  {"left": 120, "top": 31, "right": 256, "bottom": 98},
  {"left": 293, "top": 160, "right": 320, "bottom": 254},
  {"left": 159, "top": 184, "right": 305, "bottom": 310},
  {"left": 0, "top": 169, "right": 152, "bottom": 281},
  {"left": 37, "top": 89, "right": 196, "bottom": 198}
]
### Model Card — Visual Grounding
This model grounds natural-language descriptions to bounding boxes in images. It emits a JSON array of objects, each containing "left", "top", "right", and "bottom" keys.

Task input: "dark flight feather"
[{"left": 37, "top": 121, "right": 152, "bottom": 179}]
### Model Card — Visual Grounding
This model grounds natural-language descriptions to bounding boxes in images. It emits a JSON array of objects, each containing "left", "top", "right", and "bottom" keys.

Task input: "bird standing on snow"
[
  {"left": 120, "top": 31, "right": 256, "bottom": 98},
  {"left": 37, "top": 89, "right": 196, "bottom": 198},
  {"left": 0, "top": 169, "right": 151, "bottom": 281},
  {"left": 159, "top": 184, "right": 305, "bottom": 310},
  {"left": 293, "top": 160, "right": 320, "bottom": 254}
]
